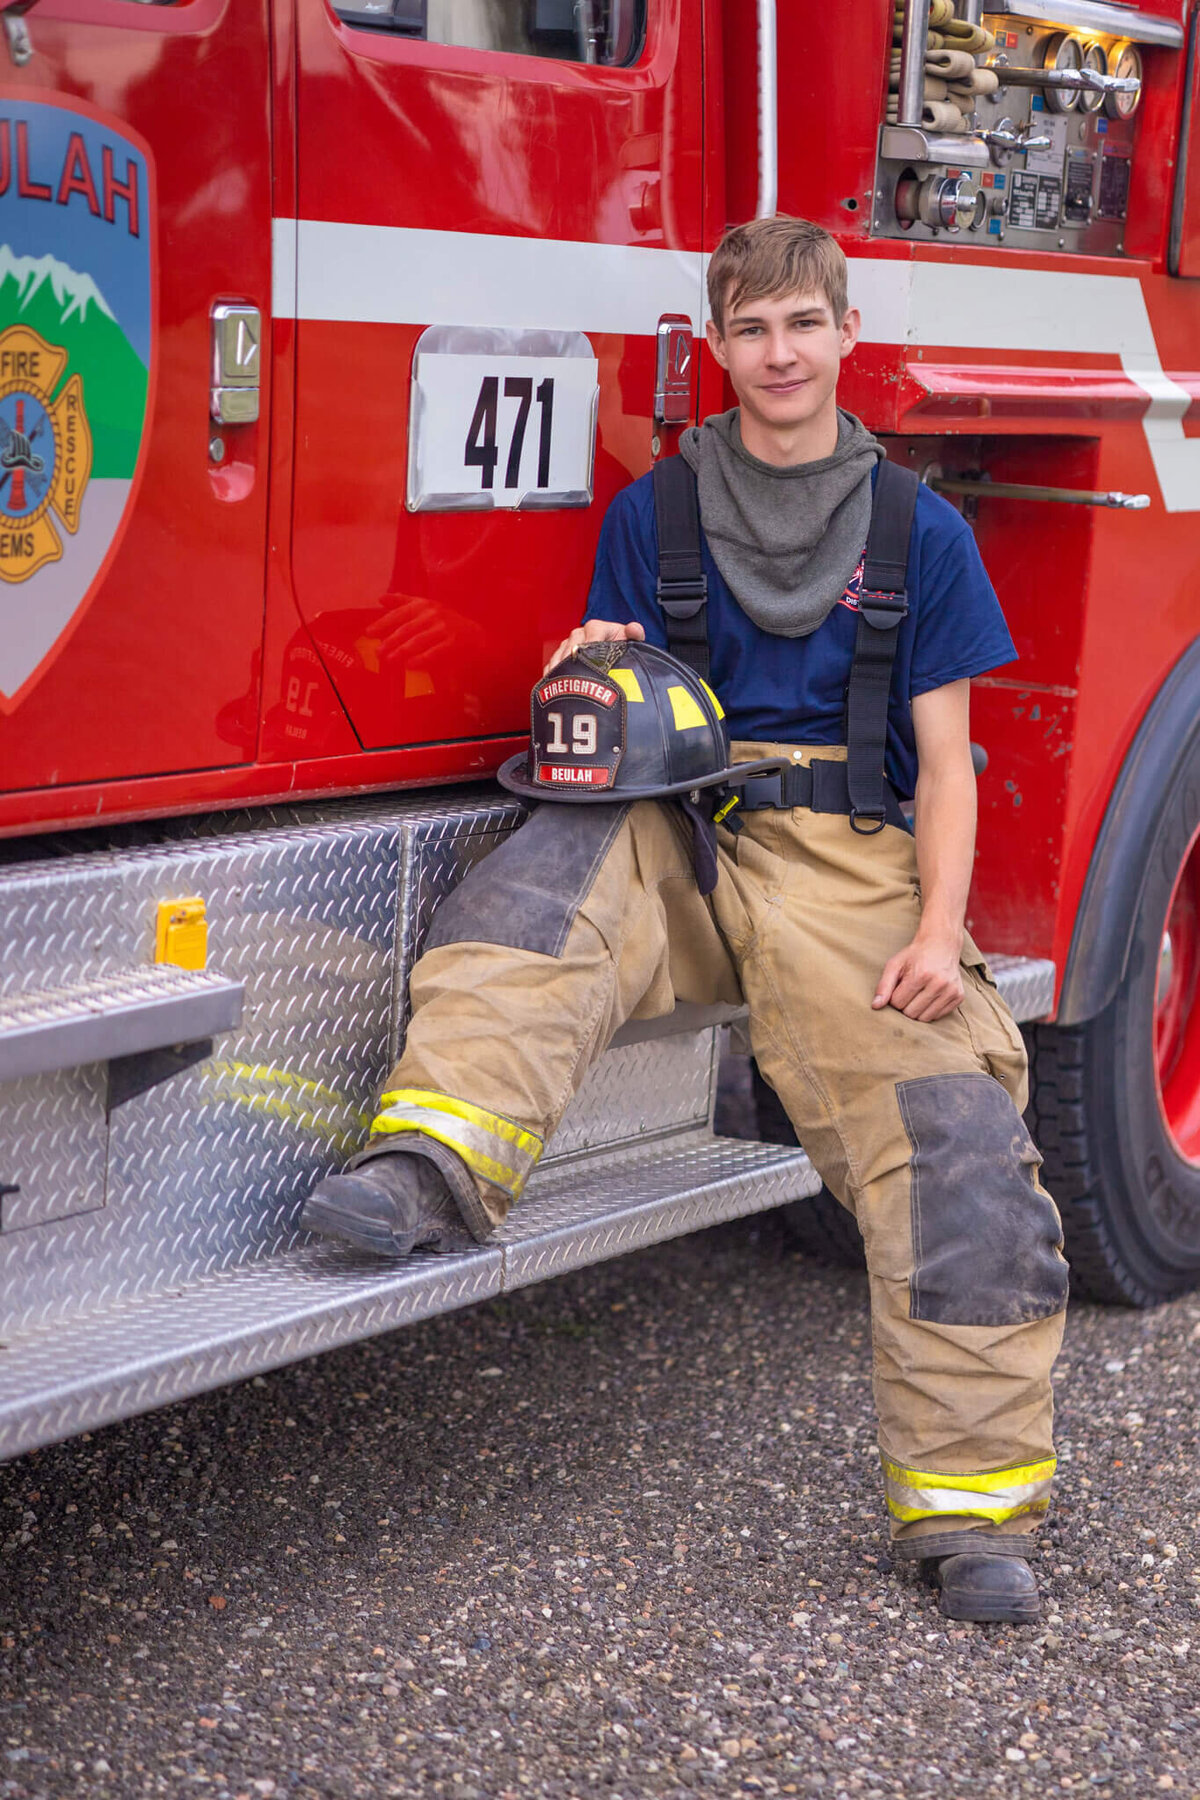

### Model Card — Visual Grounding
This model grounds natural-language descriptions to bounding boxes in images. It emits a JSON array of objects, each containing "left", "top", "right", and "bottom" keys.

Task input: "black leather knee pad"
[
  {"left": 424, "top": 803, "right": 632, "bottom": 959},
  {"left": 896, "top": 1072, "right": 1069, "bottom": 1327}
]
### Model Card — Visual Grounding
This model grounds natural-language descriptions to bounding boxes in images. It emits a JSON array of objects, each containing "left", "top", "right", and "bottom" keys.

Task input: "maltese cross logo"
[{"left": 0, "top": 323, "right": 93, "bottom": 584}]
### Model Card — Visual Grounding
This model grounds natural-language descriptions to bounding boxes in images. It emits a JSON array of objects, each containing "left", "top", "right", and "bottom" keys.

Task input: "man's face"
[{"left": 705, "top": 288, "right": 860, "bottom": 436}]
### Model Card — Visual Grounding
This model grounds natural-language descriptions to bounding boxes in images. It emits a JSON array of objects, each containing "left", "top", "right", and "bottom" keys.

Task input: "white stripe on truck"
[{"left": 272, "top": 220, "right": 1200, "bottom": 510}]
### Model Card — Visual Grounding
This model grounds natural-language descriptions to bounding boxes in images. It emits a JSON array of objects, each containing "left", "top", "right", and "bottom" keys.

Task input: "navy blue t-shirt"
[{"left": 583, "top": 462, "right": 1016, "bottom": 800}]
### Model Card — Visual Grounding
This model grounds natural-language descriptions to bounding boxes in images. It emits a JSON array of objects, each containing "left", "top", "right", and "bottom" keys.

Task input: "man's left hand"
[{"left": 873, "top": 933, "right": 965, "bottom": 1023}]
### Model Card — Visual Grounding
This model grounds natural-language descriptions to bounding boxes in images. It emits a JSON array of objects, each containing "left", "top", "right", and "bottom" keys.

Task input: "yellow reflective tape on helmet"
[
  {"left": 881, "top": 1456, "right": 1056, "bottom": 1525},
  {"left": 667, "top": 684, "right": 708, "bottom": 731},
  {"left": 371, "top": 1089, "right": 543, "bottom": 1199},
  {"left": 699, "top": 678, "right": 725, "bottom": 720},
  {"left": 609, "top": 667, "right": 644, "bottom": 703}
]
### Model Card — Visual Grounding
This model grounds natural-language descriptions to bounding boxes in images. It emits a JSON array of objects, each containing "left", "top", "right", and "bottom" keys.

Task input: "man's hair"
[{"left": 707, "top": 215, "right": 849, "bottom": 336}]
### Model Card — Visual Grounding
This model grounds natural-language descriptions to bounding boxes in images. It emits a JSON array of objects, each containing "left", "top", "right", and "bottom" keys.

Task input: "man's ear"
[
  {"left": 705, "top": 318, "right": 729, "bottom": 370},
  {"left": 839, "top": 307, "right": 862, "bottom": 362}
]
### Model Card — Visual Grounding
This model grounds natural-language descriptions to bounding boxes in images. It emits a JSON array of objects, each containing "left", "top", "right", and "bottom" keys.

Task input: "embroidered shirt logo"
[{"left": 838, "top": 553, "right": 866, "bottom": 613}]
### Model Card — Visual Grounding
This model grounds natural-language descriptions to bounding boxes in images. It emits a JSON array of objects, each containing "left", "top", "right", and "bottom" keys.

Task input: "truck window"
[{"left": 336, "top": 0, "right": 644, "bottom": 65}]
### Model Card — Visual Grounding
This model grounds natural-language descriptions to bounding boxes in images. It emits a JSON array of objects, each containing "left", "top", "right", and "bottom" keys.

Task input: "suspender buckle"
[
  {"left": 857, "top": 589, "right": 908, "bottom": 632},
  {"left": 655, "top": 575, "right": 708, "bottom": 620},
  {"left": 849, "top": 805, "right": 888, "bottom": 836}
]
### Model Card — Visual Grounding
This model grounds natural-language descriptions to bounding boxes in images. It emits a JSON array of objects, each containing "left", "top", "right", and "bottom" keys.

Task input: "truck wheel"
[
  {"left": 1026, "top": 814, "right": 1200, "bottom": 1306},
  {"left": 753, "top": 1063, "right": 867, "bottom": 1265}
]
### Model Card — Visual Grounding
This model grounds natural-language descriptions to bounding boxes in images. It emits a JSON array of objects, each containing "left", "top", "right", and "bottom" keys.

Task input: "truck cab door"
[
  {"left": 0, "top": 0, "right": 272, "bottom": 797},
  {"left": 286, "top": 0, "right": 705, "bottom": 752}
]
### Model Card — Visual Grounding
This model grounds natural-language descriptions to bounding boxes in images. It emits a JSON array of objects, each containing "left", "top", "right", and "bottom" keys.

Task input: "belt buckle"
[{"left": 740, "top": 772, "right": 784, "bottom": 810}]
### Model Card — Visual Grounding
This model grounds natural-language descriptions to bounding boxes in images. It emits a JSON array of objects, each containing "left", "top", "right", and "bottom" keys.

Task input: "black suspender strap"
[
  {"left": 845, "top": 459, "right": 920, "bottom": 833},
  {"left": 650, "top": 451, "right": 916, "bottom": 836},
  {"left": 652, "top": 456, "right": 709, "bottom": 680}
]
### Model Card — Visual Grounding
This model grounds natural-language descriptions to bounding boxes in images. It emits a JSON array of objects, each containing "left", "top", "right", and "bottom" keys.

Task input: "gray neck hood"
[{"left": 678, "top": 407, "right": 883, "bottom": 637}]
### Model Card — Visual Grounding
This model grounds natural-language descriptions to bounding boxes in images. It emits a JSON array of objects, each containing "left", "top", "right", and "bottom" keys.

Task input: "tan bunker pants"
[{"left": 369, "top": 746, "right": 1068, "bottom": 1552}]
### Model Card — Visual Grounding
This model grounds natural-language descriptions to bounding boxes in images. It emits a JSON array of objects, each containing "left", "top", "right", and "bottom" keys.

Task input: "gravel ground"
[{"left": 0, "top": 1214, "right": 1198, "bottom": 1799}]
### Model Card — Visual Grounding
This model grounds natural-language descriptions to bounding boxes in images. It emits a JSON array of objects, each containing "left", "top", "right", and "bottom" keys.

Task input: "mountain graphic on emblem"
[
  {"left": 0, "top": 98, "right": 153, "bottom": 709},
  {"left": 0, "top": 247, "right": 153, "bottom": 593}
]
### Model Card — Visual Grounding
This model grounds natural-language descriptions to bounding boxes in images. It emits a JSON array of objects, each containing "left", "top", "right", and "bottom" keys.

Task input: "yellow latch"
[{"left": 155, "top": 897, "right": 208, "bottom": 970}]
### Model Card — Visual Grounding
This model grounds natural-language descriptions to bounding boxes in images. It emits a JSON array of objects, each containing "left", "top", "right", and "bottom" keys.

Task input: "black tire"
[
  {"left": 752, "top": 1063, "right": 867, "bottom": 1266},
  {"left": 1026, "top": 762, "right": 1200, "bottom": 1305},
  {"left": 1021, "top": 943, "right": 1200, "bottom": 1296}
]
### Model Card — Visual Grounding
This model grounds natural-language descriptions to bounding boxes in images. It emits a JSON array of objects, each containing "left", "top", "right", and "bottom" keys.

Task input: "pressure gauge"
[
  {"left": 1079, "top": 42, "right": 1107, "bottom": 113},
  {"left": 1041, "top": 32, "right": 1083, "bottom": 112},
  {"left": 1106, "top": 40, "right": 1143, "bottom": 119}
]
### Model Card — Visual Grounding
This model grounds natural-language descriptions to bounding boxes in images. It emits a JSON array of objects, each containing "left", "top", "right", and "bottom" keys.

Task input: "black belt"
[{"left": 719, "top": 758, "right": 909, "bottom": 833}]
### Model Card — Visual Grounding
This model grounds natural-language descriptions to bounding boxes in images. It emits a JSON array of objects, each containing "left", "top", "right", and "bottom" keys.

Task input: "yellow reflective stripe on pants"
[
  {"left": 882, "top": 1456, "right": 1056, "bottom": 1525},
  {"left": 370, "top": 1088, "right": 543, "bottom": 1200}
]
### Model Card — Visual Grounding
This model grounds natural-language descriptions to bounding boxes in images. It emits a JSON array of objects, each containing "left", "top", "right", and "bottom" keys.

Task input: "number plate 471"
[{"left": 407, "top": 338, "right": 599, "bottom": 513}]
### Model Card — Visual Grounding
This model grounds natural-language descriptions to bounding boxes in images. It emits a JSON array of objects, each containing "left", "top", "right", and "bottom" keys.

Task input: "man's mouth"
[{"left": 761, "top": 378, "right": 809, "bottom": 395}]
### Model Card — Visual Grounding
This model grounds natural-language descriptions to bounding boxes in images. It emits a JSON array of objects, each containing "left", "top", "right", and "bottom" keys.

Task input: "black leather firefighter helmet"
[{"left": 498, "top": 640, "right": 785, "bottom": 805}]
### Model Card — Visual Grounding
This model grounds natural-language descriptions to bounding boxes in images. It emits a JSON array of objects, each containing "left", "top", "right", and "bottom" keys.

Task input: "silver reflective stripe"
[{"left": 371, "top": 1092, "right": 542, "bottom": 1199}]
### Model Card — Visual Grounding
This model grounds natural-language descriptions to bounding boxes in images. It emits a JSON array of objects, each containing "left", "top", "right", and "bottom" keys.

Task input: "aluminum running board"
[
  {"left": 0, "top": 966, "right": 244, "bottom": 1085},
  {"left": 982, "top": 954, "right": 1056, "bottom": 1024},
  {"left": 0, "top": 1133, "right": 818, "bottom": 1463}
]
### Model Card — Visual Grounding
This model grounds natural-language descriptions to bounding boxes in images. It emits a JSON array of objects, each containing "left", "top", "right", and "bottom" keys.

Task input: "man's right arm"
[{"left": 543, "top": 483, "right": 658, "bottom": 673}]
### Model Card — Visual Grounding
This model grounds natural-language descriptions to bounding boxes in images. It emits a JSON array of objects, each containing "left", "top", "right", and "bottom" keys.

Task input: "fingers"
[
  {"left": 875, "top": 958, "right": 964, "bottom": 1021},
  {"left": 544, "top": 628, "right": 586, "bottom": 673},
  {"left": 897, "top": 974, "right": 965, "bottom": 1022},
  {"left": 542, "top": 620, "right": 645, "bottom": 676},
  {"left": 872, "top": 957, "right": 903, "bottom": 1010},
  {"left": 581, "top": 619, "right": 646, "bottom": 646}
]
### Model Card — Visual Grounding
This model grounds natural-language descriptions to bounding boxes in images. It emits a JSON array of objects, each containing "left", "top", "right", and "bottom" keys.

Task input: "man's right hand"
[{"left": 543, "top": 618, "right": 645, "bottom": 676}]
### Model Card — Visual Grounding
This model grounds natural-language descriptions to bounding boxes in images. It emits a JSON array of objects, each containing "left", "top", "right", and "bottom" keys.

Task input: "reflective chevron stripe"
[
  {"left": 882, "top": 1456, "right": 1057, "bottom": 1525},
  {"left": 371, "top": 1089, "right": 543, "bottom": 1199}
]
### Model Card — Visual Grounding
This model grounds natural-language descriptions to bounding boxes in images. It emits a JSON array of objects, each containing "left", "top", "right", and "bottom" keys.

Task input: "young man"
[{"left": 304, "top": 217, "right": 1068, "bottom": 1625}]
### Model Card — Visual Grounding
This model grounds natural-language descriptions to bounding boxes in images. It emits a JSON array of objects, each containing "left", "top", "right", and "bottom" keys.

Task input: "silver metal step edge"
[
  {"left": 983, "top": 955, "right": 1056, "bottom": 1025},
  {"left": 0, "top": 1133, "right": 819, "bottom": 1463},
  {"left": 0, "top": 967, "right": 245, "bottom": 1085}
]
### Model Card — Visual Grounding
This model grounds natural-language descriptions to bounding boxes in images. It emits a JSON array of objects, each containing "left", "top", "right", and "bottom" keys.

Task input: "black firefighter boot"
[
  {"left": 932, "top": 1548, "right": 1041, "bottom": 1624},
  {"left": 301, "top": 1137, "right": 496, "bottom": 1257}
]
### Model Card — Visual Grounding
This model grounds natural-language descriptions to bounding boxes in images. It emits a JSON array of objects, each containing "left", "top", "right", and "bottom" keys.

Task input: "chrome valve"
[
  {"left": 982, "top": 118, "right": 1052, "bottom": 163},
  {"left": 895, "top": 171, "right": 980, "bottom": 232}
]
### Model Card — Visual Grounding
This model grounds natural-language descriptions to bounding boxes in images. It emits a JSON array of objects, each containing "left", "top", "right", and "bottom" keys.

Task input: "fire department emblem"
[
  {"left": 0, "top": 326, "right": 92, "bottom": 584},
  {"left": 0, "top": 98, "right": 152, "bottom": 708}
]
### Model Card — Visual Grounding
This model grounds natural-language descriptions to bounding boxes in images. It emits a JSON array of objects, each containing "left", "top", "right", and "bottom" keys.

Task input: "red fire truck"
[{"left": 0, "top": 0, "right": 1197, "bottom": 1460}]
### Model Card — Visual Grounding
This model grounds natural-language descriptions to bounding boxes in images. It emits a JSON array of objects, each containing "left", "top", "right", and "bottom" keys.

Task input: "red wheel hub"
[{"left": 1156, "top": 826, "right": 1200, "bottom": 1165}]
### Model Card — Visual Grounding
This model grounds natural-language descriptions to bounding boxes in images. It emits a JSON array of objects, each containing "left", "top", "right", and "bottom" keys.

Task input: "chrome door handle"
[
  {"left": 654, "top": 316, "right": 694, "bottom": 426},
  {"left": 210, "top": 303, "right": 261, "bottom": 426},
  {"left": 2, "top": 0, "right": 37, "bottom": 67}
]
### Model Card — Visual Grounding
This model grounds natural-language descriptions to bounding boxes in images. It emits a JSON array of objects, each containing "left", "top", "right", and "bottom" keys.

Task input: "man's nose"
[{"left": 765, "top": 331, "right": 797, "bottom": 365}]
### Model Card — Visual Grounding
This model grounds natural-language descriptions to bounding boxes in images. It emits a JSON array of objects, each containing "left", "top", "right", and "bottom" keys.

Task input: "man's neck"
[{"left": 737, "top": 400, "right": 841, "bottom": 468}]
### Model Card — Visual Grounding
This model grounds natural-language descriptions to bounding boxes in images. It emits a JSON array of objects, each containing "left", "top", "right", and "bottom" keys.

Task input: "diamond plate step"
[
  {"left": 0, "top": 967, "right": 244, "bottom": 1085},
  {"left": 986, "top": 954, "right": 1056, "bottom": 1023},
  {"left": 0, "top": 1132, "right": 819, "bottom": 1463}
]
